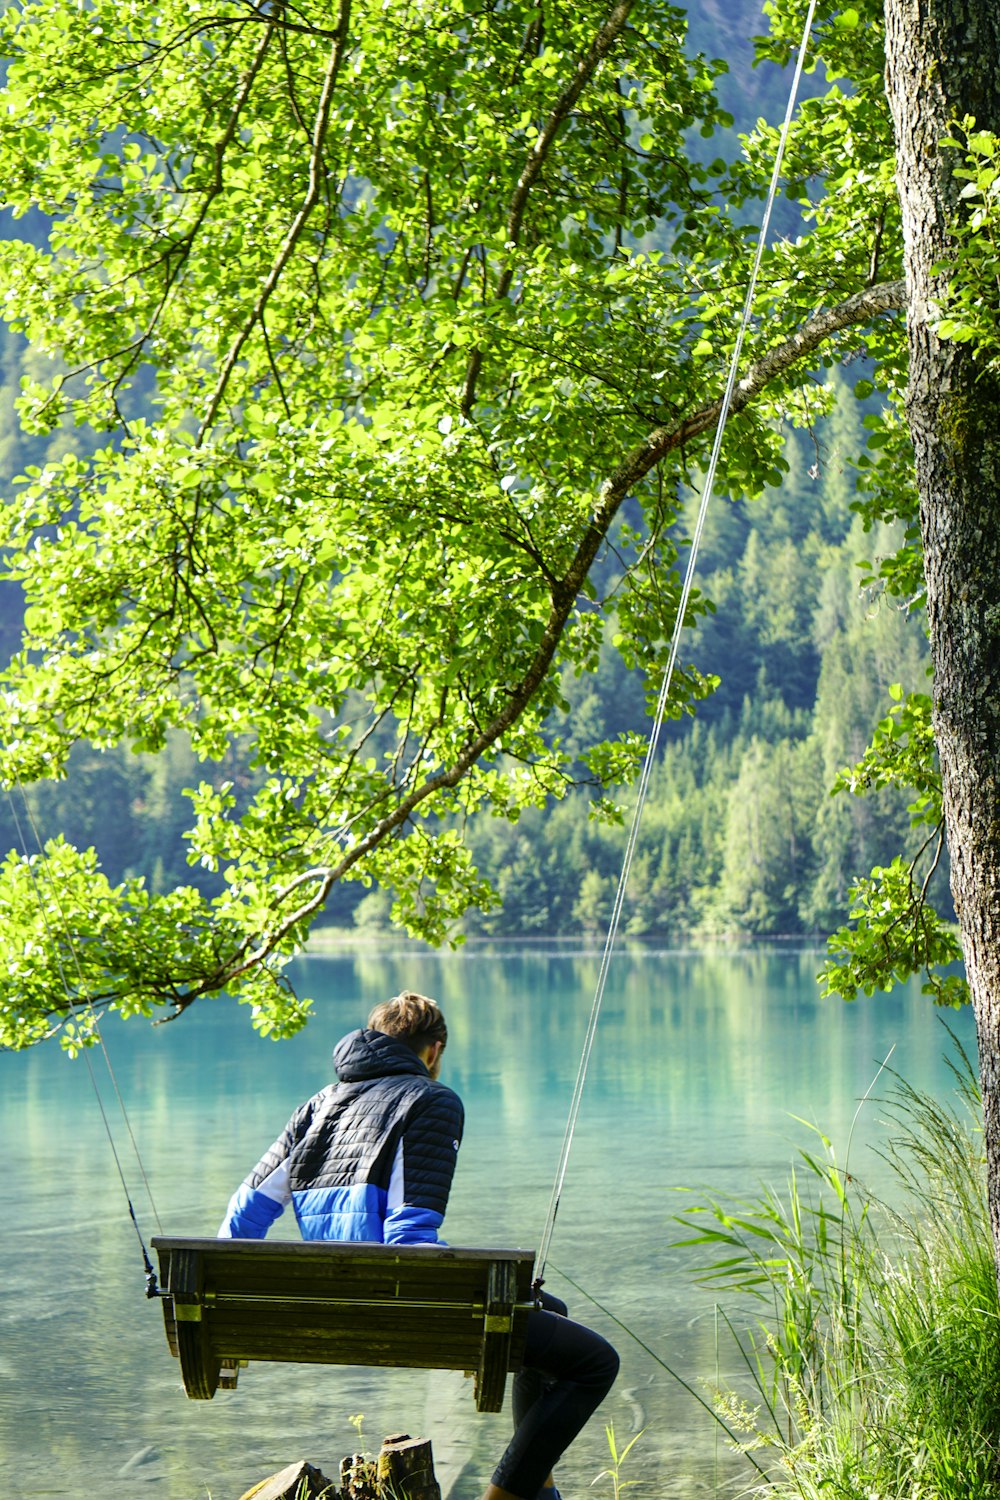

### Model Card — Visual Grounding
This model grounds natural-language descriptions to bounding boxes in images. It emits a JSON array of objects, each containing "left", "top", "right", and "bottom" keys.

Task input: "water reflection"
[{"left": 2, "top": 947, "right": 977, "bottom": 1498}]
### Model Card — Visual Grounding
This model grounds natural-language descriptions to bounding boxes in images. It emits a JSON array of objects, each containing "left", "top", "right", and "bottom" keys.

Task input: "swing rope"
[
  {"left": 533, "top": 0, "right": 820, "bottom": 1288},
  {"left": 4, "top": 773, "right": 164, "bottom": 1294}
]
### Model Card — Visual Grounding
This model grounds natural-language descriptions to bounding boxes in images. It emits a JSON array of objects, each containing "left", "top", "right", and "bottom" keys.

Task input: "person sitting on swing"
[{"left": 219, "top": 990, "right": 619, "bottom": 1500}]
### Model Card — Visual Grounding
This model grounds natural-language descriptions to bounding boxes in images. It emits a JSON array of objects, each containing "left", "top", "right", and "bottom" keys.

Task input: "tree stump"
[
  {"left": 237, "top": 1458, "right": 338, "bottom": 1500},
  {"left": 340, "top": 1449, "right": 379, "bottom": 1500},
  {"left": 377, "top": 1433, "right": 442, "bottom": 1500},
  {"left": 340, "top": 1433, "right": 441, "bottom": 1500}
]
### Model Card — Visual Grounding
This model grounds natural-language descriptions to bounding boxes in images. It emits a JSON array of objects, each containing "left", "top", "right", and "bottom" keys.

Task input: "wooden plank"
[
  {"left": 215, "top": 1349, "right": 477, "bottom": 1373},
  {"left": 205, "top": 1306, "right": 500, "bottom": 1333},
  {"left": 154, "top": 1236, "right": 530, "bottom": 1260},
  {"left": 156, "top": 1241, "right": 533, "bottom": 1300},
  {"left": 475, "top": 1259, "right": 518, "bottom": 1411},
  {"left": 165, "top": 1317, "right": 531, "bottom": 1358},
  {"left": 168, "top": 1264, "right": 529, "bottom": 1312},
  {"left": 170, "top": 1246, "right": 221, "bottom": 1400},
  {"left": 204, "top": 1259, "right": 529, "bottom": 1290},
  {"left": 207, "top": 1278, "right": 493, "bottom": 1305},
  {"left": 212, "top": 1343, "right": 481, "bottom": 1365},
  {"left": 209, "top": 1330, "right": 494, "bottom": 1350},
  {"left": 211, "top": 1300, "right": 484, "bottom": 1329},
  {"left": 207, "top": 1324, "right": 509, "bottom": 1361},
  {"left": 154, "top": 1236, "right": 534, "bottom": 1266},
  {"left": 200, "top": 1305, "right": 525, "bottom": 1334}
]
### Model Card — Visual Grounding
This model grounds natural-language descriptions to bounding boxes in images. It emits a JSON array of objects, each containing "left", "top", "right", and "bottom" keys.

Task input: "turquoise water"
[{"left": 1, "top": 945, "right": 978, "bottom": 1499}]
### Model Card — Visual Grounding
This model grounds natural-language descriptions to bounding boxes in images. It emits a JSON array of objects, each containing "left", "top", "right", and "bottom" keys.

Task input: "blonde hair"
[{"left": 367, "top": 991, "right": 447, "bottom": 1053}]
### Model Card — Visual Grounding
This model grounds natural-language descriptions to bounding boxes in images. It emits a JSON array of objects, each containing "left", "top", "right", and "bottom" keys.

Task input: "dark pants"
[{"left": 491, "top": 1292, "right": 620, "bottom": 1500}]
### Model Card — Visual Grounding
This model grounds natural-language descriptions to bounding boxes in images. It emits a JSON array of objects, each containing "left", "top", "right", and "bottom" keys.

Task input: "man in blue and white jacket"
[
  {"left": 218, "top": 993, "right": 463, "bottom": 1244},
  {"left": 219, "top": 990, "right": 618, "bottom": 1500}
]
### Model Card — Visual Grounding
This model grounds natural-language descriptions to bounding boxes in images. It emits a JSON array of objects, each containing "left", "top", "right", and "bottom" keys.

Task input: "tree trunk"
[{"left": 884, "top": 0, "right": 1000, "bottom": 1274}]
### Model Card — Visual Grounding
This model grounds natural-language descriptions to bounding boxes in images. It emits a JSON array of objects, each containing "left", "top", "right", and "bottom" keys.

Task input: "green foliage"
[
  {"left": 0, "top": 836, "right": 312, "bottom": 1049},
  {"left": 593, "top": 1422, "right": 646, "bottom": 1500},
  {"left": 820, "top": 686, "right": 967, "bottom": 1007},
  {"left": 675, "top": 1057, "right": 1000, "bottom": 1498},
  {"left": 0, "top": 0, "right": 752, "bottom": 1041},
  {"left": 455, "top": 436, "right": 934, "bottom": 949},
  {"left": 0, "top": 0, "right": 938, "bottom": 1043},
  {"left": 851, "top": 401, "right": 924, "bottom": 604},
  {"left": 0, "top": 368, "right": 944, "bottom": 1027},
  {"left": 934, "top": 119, "right": 1000, "bottom": 362},
  {"left": 821, "top": 854, "right": 965, "bottom": 1007}
]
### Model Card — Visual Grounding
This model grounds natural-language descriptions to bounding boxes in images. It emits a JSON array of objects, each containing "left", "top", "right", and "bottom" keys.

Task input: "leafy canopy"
[{"left": 0, "top": 0, "right": 914, "bottom": 1046}]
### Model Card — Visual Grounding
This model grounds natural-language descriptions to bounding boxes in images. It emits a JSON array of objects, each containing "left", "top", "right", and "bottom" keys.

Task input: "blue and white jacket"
[{"left": 218, "top": 1028, "right": 464, "bottom": 1244}]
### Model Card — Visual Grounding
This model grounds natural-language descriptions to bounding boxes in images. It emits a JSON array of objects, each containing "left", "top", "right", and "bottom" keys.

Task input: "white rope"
[{"left": 535, "top": 0, "right": 820, "bottom": 1282}]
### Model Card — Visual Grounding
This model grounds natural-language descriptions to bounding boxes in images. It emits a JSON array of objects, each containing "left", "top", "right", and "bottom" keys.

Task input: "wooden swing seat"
[{"left": 151, "top": 1237, "right": 536, "bottom": 1412}]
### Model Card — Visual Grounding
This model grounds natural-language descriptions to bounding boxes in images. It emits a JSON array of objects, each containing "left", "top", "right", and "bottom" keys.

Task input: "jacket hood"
[{"left": 332, "top": 1027, "right": 430, "bottom": 1083}]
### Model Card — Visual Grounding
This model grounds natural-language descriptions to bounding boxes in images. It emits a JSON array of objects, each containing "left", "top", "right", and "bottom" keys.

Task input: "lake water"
[{"left": 1, "top": 945, "right": 979, "bottom": 1500}]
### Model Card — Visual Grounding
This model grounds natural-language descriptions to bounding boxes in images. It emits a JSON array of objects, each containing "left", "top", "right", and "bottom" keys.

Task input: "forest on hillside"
[
  {"left": 0, "top": 0, "right": 938, "bottom": 946},
  {"left": 0, "top": 354, "right": 932, "bottom": 941}
]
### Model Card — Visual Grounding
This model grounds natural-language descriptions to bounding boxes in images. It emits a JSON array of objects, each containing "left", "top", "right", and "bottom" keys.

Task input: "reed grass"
[{"left": 675, "top": 1044, "right": 1000, "bottom": 1498}]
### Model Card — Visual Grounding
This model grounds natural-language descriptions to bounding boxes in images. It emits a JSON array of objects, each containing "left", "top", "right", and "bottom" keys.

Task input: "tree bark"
[{"left": 884, "top": 0, "right": 1000, "bottom": 1273}]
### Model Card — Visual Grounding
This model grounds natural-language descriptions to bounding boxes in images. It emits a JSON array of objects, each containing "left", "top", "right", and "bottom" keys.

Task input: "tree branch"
[
  {"left": 461, "top": 0, "right": 634, "bottom": 414},
  {"left": 197, "top": 0, "right": 352, "bottom": 440},
  {"left": 598, "top": 278, "right": 907, "bottom": 503},
  {"left": 212, "top": 277, "right": 908, "bottom": 985}
]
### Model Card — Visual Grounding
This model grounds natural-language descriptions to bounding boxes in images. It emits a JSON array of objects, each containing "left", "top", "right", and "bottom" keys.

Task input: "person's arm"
[
  {"left": 383, "top": 1088, "right": 464, "bottom": 1246},
  {"left": 217, "top": 1104, "right": 308, "bottom": 1238}
]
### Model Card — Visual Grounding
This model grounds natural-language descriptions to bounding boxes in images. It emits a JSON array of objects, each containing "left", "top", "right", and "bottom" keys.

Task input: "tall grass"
[{"left": 675, "top": 1046, "right": 1000, "bottom": 1498}]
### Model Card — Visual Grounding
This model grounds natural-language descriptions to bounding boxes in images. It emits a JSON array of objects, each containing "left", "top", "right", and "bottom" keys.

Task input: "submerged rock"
[{"left": 116, "top": 1444, "right": 159, "bottom": 1477}]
